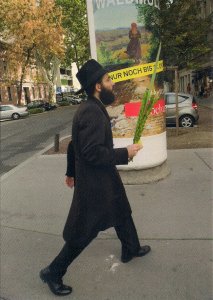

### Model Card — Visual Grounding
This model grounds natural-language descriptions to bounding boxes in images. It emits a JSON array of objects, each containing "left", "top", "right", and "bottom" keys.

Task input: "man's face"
[
  {"left": 101, "top": 73, "right": 115, "bottom": 92},
  {"left": 97, "top": 74, "right": 115, "bottom": 106}
]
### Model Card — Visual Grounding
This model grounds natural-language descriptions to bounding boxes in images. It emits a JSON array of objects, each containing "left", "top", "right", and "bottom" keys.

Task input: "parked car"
[
  {"left": 43, "top": 102, "right": 57, "bottom": 111},
  {"left": 56, "top": 93, "right": 63, "bottom": 102},
  {"left": 62, "top": 95, "right": 83, "bottom": 105},
  {"left": 27, "top": 100, "right": 45, "bottom": 110},
  {"left": 0, "top": 104, "right": 29, "bottom": 120},
  {"left": 27, "top": 100, "right": 57, "bottom": 111},
  {"left": 165, "top": 92, "right": 199, "bottom": 127}
]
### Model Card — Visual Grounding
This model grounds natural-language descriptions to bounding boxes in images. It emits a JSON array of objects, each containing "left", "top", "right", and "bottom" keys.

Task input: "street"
[
  {"left": 1, "top": 99, "right": 212, "bottom": 176},
  {"left": 0, "top": 106, "right": 78, "bottom": 176}
]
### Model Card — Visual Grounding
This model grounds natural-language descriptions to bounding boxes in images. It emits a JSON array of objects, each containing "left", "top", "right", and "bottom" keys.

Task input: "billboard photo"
[{"left": 87, "top": 0, "right": 167, "bottom": 169}]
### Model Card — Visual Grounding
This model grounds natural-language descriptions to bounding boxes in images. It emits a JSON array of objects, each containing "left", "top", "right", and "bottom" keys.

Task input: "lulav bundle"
[{"left": 133, "top": 43, "right": 162, "bottom": 144}]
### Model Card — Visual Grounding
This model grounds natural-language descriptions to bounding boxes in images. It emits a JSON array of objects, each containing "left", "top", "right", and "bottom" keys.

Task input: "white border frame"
[{"left": 86, "top": 0, "right": 97, "bottom": 59}]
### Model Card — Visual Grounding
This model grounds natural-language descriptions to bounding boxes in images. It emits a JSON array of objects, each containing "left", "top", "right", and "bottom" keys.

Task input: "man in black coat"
[{"left": 40, "top": 59, "right": 151, "bottom": 296}]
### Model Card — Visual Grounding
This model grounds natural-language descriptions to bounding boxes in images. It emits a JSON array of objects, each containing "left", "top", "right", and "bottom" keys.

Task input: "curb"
[
  {"left": 0, "top": 134, "right": 71, "bottom": 182},
  {"left": 1, "top": 134, "right": 170, "bottom": 185}
]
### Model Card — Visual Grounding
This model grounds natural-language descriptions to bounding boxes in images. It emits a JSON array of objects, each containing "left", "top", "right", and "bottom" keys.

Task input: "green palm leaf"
[{"left": 133, "top": 42, "right": 162, "bottom": 144}]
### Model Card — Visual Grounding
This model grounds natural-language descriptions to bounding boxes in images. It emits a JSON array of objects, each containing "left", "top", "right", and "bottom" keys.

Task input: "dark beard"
[{"left": 100, "top": 87, "right": 115, "bottom": 106}]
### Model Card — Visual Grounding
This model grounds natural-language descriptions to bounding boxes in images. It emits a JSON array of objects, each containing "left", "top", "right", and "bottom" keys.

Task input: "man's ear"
[{"left": 95, "top": 82, "right": 102, "bottom": 92}]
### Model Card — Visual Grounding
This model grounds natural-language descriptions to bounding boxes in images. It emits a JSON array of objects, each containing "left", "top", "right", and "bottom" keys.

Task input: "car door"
[
  {"left": 165, "top": 94, "right": 176, "bottom": 123},
  {"left": 0, "top": 106, "right": 4, "bottom": 119}
]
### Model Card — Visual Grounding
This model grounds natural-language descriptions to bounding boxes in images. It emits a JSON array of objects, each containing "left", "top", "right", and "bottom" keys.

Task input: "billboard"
[{"left": 87, "top": 0, "right": 167, "bottom": 169}]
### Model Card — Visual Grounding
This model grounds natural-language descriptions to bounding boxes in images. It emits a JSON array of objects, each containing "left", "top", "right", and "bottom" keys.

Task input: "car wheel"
[
  {"left": 179, "top": 115, "right": 194, "bottom": 127},
  {"left": 12, "top": 113, "right": 20, "bottom": 120}
]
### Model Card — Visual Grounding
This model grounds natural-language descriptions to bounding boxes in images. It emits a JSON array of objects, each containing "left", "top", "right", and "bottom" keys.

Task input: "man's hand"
[
  {"left": 127, "top": 143, "right": 143, "bottom": 160},
  {"left": 65, "top": 176, "right": 75, "bottom": 188}
]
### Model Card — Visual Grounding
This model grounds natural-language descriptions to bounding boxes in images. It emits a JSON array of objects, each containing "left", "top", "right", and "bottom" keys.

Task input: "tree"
[
  {"left": 55, "top": 0, "right": 90, "bottom": 70},
  {"left": 136, "top": 0, "right": 211, "bottom": 69},
  {"left": 0, "top": 0, "right": 64, "bottom": 104}
]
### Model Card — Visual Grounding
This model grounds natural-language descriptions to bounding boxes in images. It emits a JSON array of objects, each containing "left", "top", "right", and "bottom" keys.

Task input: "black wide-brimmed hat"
[{"left": 75, "top": 59, "right": 108, "bottom": 94}]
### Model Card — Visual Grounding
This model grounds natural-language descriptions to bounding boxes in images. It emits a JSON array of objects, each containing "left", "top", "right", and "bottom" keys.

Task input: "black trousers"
[{"left": 49, "top": 215, "right": 140, "bottom": 280}]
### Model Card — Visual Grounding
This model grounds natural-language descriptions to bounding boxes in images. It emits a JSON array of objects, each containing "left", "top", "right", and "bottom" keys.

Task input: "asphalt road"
[{"left": 0, "top": 106, "right": 78, "bottom": 176}]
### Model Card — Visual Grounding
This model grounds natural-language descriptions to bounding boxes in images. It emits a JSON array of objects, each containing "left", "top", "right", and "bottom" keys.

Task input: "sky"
[{"left": 93, "top": 4, "right": 144, "bottom": 30}]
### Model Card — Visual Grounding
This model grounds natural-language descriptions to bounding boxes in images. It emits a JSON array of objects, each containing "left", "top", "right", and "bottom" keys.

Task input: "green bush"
[
  {"left": 29, "top": 108, "right": 44, "bottom": 114},
  {"left": 58, "top": 101, "right": 70, "bottom": 106}
]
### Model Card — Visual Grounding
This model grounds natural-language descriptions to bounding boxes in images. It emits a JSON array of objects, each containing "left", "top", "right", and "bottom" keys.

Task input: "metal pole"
[
  {"left": 175, "top": 68, "right": 179, "bottom": 136},
  {"left": 54, "top": 133, "right": 60, "bottom": 152}
]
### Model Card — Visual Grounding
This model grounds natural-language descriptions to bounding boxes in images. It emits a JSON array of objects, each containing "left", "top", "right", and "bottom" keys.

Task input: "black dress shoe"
[
  {"left": 40, "top": 267, "right": 72, "bottom": 296},
  {"left": 121, "top": 245, "right": 151, "bottom": 263}
]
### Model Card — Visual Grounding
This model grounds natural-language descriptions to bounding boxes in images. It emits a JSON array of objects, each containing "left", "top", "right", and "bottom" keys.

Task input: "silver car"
[
  {"left": 0, "top": 104, "right": 29, "bottom": 120},
  {"left": 165, "top": 93, "right": 199, "bottom": 127}
]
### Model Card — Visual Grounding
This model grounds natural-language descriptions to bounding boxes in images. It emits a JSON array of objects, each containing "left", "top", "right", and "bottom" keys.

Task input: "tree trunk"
[
  {"left": 17, "top": 48, "right": 32, "bottom": 105},
  {"left": 39, "top": 67, "right": 56, "bottom": 103},
  {"left": 35, "top": 55, "right": 59, "bottom": 103},
  {"left": 74, "top": 45, "right": 80, "bottom": 71},
  {"left": 48, "top": 82, "right": 56, "bottom": 103},
  {"left": 17, "top": 84, "right": 23, "bottom": 106}
]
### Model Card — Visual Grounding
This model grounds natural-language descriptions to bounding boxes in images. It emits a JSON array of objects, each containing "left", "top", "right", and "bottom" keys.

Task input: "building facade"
[
  {"left": 0, "top": 40, "right": 49, "bottom": 106},
  {"left": 0, "top": 62, "right": 74, "bottom": 105},
  {"left": 55, "top": 66, "right": 73, "bottom": 94},
  {"left": 179, "top": 0, "right": 213, "bottom": 97},
  {"left": 0, "top": 39, "right": 74, "bottom": 105}
]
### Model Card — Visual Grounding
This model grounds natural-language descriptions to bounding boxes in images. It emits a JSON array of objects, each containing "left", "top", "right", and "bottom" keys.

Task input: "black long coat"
[{"left": 63, "top": 96, "right": 132, "bottom": 247}]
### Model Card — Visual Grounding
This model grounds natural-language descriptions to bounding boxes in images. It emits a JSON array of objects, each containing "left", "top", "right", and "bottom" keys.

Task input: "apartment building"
[
  {"left": 55, "top": 67, "right": 73, "bottom": 94},
  {"left": 0, "top": 61, "right": 73, "bottom": 105},
  {"left": 0, "top": 49, "right": 49, "bottom": 106}
]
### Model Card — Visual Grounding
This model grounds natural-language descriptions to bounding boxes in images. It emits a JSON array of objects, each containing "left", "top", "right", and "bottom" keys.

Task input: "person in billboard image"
[
  {"left": 39, "top": 59, "right": 151, "bottom": 297},
  {"left": 126, "top": 22, "right": 142, "bottom": 64}
]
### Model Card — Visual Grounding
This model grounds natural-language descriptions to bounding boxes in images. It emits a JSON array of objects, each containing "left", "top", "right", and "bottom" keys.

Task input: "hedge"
[
  {"left": 28, "top": 108, "right": 44, "bottom": 114},
  {"left": 58, "top": 101, "right": 70, "bottom": 106}
]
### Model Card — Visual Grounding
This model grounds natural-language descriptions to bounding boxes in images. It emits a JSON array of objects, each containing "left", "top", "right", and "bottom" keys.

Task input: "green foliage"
[
  {"left": 97, "top": 36, "right": 133, "bottom": 66},
  {"left": 98, "top": 42, "right": 113, "bottom": 64},
  {"left": 58, "top": 101, "right": 70, "bottom": 106},
  {"left": 55, "top": 0, "right": 90, "bottom": 69},
  {"left": 0, "top": 0, "right": 64, "bottom": 104},
  {"left": 97, "top": 42, "right": 124, "bottom": 66},
  {"left": 136, "top": 0, "right": 211, "bottom": 69},
  {"left": 61, "top": 79, "right": 68, "bottom": 85},
  {"left": 28, "top": 108, "right": 44, "bottom": 114},
  {"left": 133, "top": 43, "right": 161, "bottom": 144},
  {"left": 133, "top": 92, "right": 159, "bottom": 144}
]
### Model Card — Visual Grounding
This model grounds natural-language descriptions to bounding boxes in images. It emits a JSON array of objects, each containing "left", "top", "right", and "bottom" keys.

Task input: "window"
[
  {"left": 44, "top": 86, "right": 47, "bottom": 98},
  {"left": 0, "top": 105, "right": 13, "bottom": 111},
  {"left": 7, "top": 87, "right": 12, "bottom": 101},
  {"left": 166, "top": 95, "right": 175, "bottom": 104},
  {"left": 32, "top": 87, "right": 35, "bottom": 99},
  {"left": 60, "top": 68, "right": 66, "bottom": 75},
  {"left": 3, "top": 62, "right": 7, "bottom": 72},
  {"left": 166, "top": 94, "right": 187, "bottom": 105},
  {"left": 38, "top": 86, "right": 42, "bottom": 98}
]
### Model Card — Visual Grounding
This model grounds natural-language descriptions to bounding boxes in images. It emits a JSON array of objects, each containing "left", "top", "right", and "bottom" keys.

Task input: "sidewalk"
[
  {"left": 196, "top": 95, "right": 213, "bottom": 109},
  {"left": 1, "top": 148, "right": 213, "bottom": 300}
]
